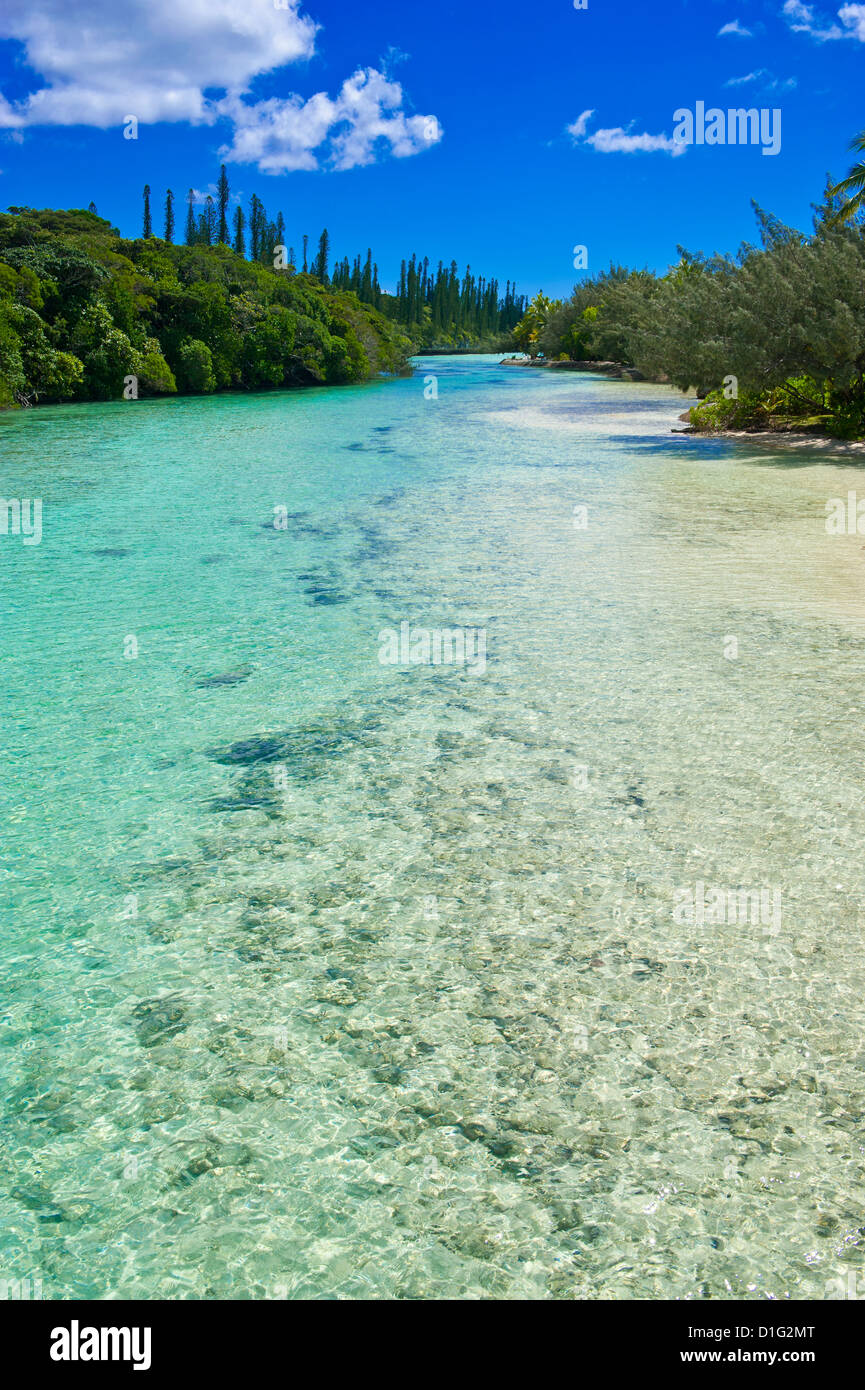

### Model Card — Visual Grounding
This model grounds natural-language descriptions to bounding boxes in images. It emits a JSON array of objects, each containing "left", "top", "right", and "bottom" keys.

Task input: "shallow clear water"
[{"left": 2, "top": 356, "right": 865, "bottom": 1300}]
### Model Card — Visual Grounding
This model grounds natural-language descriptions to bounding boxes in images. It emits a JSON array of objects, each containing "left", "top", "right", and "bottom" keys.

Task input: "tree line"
[
  {"left": 382, "top": 253, "right": 526, "bottom": 346},
  {"left": 0, "top": 205, "right": 412, "bottom": 408},
  {"left": 131, "top": 165, "right": 526, "bottom": 349},
  {"left": 511, "top": 137, "right": 865, "bottom": 440}
]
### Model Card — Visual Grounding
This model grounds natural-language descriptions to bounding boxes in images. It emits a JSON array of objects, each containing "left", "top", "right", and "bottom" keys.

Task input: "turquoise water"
[{"left": 2, "top": 355, "right": 865, "bottom": 1300}]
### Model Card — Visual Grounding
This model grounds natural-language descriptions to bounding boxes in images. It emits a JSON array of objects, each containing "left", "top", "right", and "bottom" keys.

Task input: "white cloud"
[
  {"left": 217, "top": 93, "right": 336, "bottom": 175},
  {"left": 568, "top": 111, "right": 685, "bottom": 157},
  {"left": 328, "top": 70, "right": 441, "bottom": 171},
  {"left": 784, "top": 0, "right": 817, "bottom": 19},
  {"left": 0, "top": 0, "right": 316, "bottom": 127},
  {"left": 781, "top": 0, "right": 865, "bottom": 39},
  {"left": 782, "top": 0, "right": 815, "bottom": 22},
  {"left": 219, "top": 70, "right": 442, "bottom": 174},
  {"left": 838, "top": 2, "right": 865, "bottom": 37},
  {"left": 587, "top": 127, "right": 686, "bottom": 156},
  {"left": 0, "top": 0, "right": 442, "bottom": 172},
  {"left": 719, "top": 19, "right": 754, "bottom": 36},
  {"left": 567, "top": 109, "right": 595, "bottom": 139},
  {"left": 724, "top": 69, "right": 797, "bottom": 88}
]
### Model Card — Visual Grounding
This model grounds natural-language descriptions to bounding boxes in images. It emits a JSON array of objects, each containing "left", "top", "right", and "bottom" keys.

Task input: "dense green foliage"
[
  {"left": 518, "top": 182, "right": 865, "bottom": 439},
  {"left": 371, "top": 253, "right": 526, "bottom": 349},
  {"left": 0, "top": 161, "right": 527, "bottom": 406},
  {"left": 0, "top": 206, "right": 412, "bottom": 408},
  {"left": 171, "top": 167, "right": 524, "bottom": 351}
]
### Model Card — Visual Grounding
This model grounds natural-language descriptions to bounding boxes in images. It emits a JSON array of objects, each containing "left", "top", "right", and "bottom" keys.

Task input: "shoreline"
[
  {"left": 681, "top": 424, "right": 865, "bottom": 458},
  {"left": 500, "top": 357, "right": 865, "bottom": 458},
  {"left": 500, "top": 355, "right": 648, "bottom": 382}
]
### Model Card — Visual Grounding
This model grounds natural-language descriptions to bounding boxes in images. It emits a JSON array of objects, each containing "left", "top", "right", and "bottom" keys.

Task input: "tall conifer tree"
[
  {"left": 164, "top": 189, "right": 175, "bottom": 243},
  {"left": 199, "top": 195, "right": 215, "bottom": 245},
  {"left": 248, "top": 195, "right": 265, "bottom": 261},
  {"left": 185, "top": 189, "right": 196, "bottom": 245},
  {"left": 217, "top": 164, "right": 230, "bottom": 244},
  {"left": 314, "top": 228, "right": 330, "bottom": 283},
  {"left": 233, "top": 205, "right": 246, "bottom": 257}
]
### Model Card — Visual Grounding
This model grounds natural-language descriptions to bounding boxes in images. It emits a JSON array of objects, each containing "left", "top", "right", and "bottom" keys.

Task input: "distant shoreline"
[
  {"left": 499, "top": 355, "right": 648, "bottom": 382},
  {"left": 414, "top": 347, "right": 510, "bottom": 356}
]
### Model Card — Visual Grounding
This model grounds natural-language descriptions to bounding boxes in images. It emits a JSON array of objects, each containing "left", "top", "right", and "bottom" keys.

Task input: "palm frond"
[
  {"left": 830, "top": 164, "right": 865, "bottom": 197},
  {"left": 827, "top": 132, "right": 865, "bottom": 223}
]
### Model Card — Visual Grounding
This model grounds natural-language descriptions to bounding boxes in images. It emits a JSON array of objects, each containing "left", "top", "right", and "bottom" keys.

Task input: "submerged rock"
[
  {"left": 206, "top": 719, "right": 379, "bottom": 773},
  {"left": 208, "top": 794, "right": 276, "bottom": 814},
  {"left": 12, "top": 1184, "right": 67, "bottom": 1223},
  {"left": 353, "top": 526, "right": 394, "bottom": 560},
  {"left": 194, "top": 667, "right": 253, "bottom": 689},
  {"left": 260, "top": 512, "right": 310, "bottom": 532},
  {"left": 208, "top": 766, "right": 282, "bottom": 816},
  {"left": 127, "top": 856, "right": 195, "bottom": 881},
  {"left": 207, "top": 735, "right": 288, "bottom": 766},
  {"left": 131, "top": 994, "right": 188, "bottom": 1048},
  {"left": 307, "top": 590, "right": 350, "bottom": 606}
]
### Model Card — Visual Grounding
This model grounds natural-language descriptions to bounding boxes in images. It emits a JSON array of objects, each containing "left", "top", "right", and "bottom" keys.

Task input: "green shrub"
[
  {"left": 176, "top": 338, "right": 216, "bottom": 394},
  {"left": 138, "top": 338, "right": 177, "bottom": 395}
]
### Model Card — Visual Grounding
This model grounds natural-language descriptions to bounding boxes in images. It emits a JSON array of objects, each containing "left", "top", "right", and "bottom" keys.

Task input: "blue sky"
[{"left": 0, "top": 0, "right": 863, "bottom": 298}]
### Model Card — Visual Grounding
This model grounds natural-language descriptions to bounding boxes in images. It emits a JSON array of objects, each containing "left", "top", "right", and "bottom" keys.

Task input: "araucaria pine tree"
[
  {"left": 142, "top": 184, "right": 152, "bottom": 238},
  {"left": 232, "top": 205, "right": 246, "bottom": 257},
  {"left": 314, "top": 228, "right": 330, "bottom": 284},
  {"left": 202, "top": 194, "right": 215, "bottom": 245},
  {"left": 248, "top": 194, "right": 265, "bottom": 261},
  {"left": 185, "top": 189, "right": 196, "bottom": 246},
  {"left": 164, "top": 189, "right": 175, "bottom": 244},
  {"left": 217, "top": 164, "right": 230, "bottom": 244}
]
